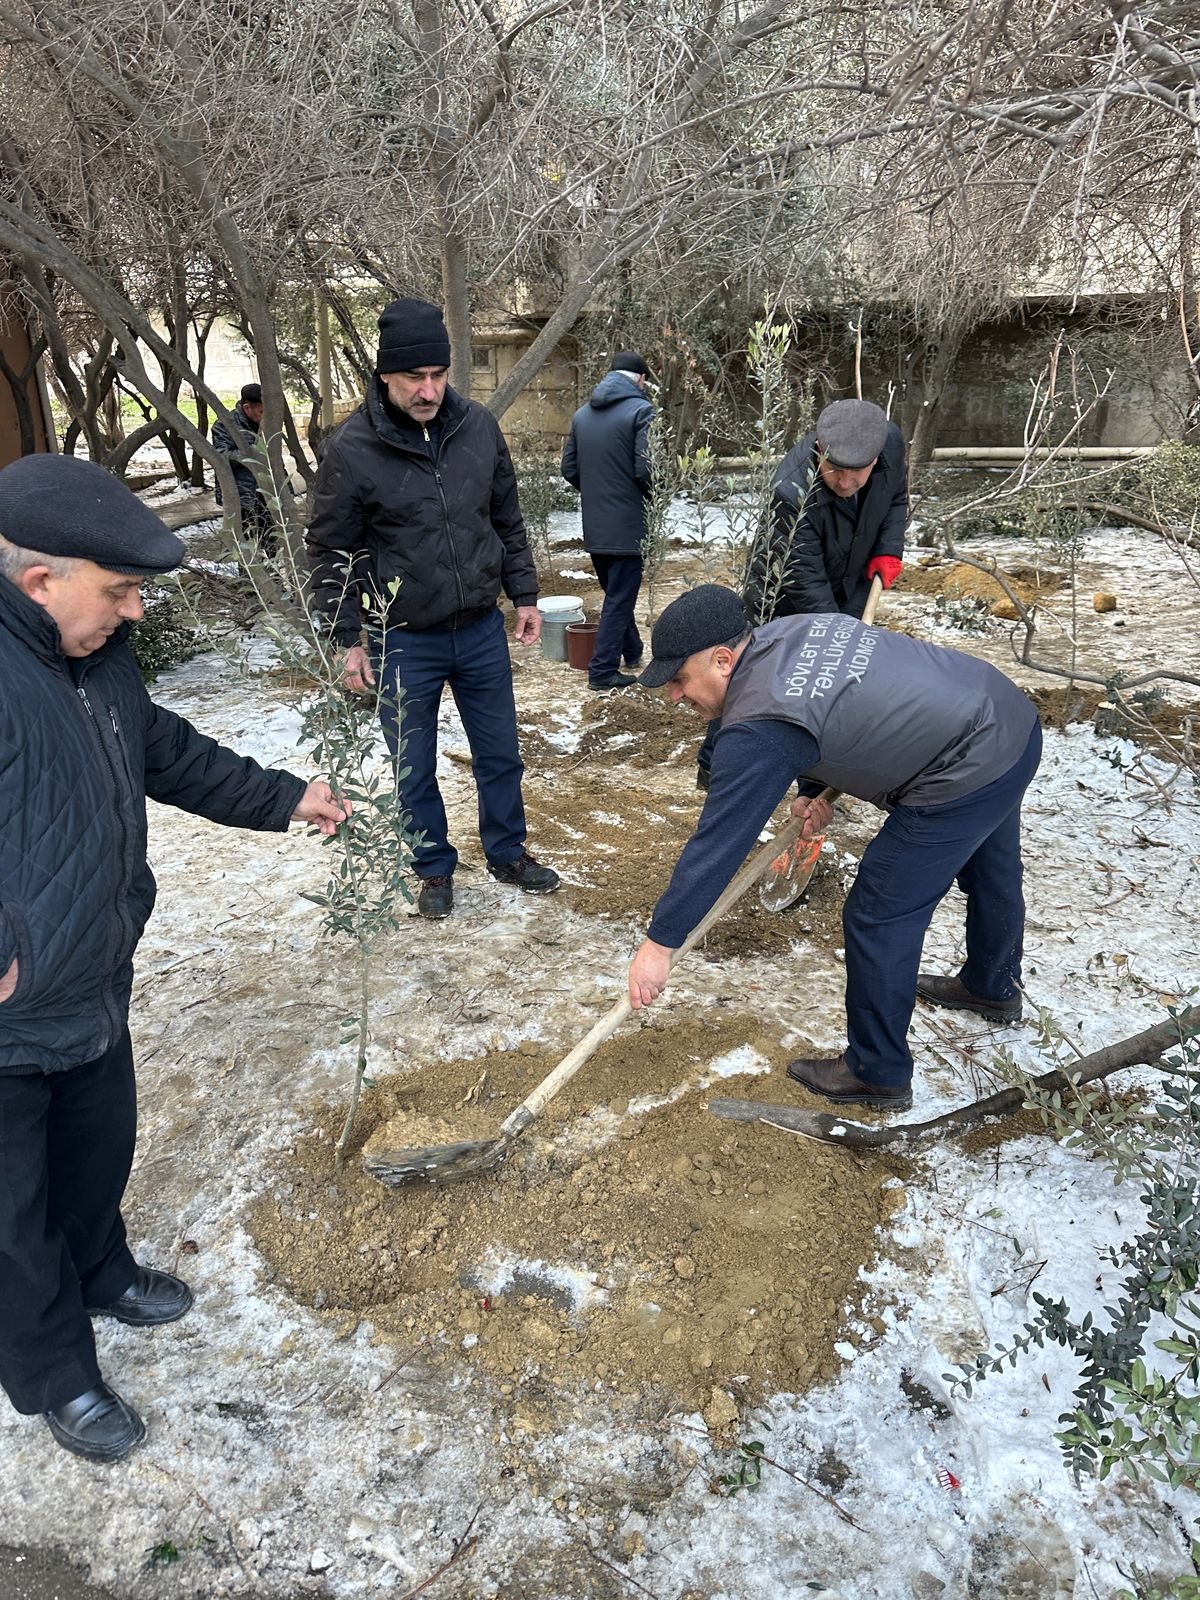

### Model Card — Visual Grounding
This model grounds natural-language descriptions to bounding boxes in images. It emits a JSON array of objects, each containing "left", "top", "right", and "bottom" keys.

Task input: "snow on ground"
[{"left": 1, "top": 509, "right": 1198, "bottom": 1598}]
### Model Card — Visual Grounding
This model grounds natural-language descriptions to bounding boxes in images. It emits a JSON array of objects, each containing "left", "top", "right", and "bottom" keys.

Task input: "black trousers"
[
  {"left": 0, "top": 1032, "right": 139, "bottom": 1414},
  {"left": 589, "top": 553, "right": 644, "bottom": 682}
]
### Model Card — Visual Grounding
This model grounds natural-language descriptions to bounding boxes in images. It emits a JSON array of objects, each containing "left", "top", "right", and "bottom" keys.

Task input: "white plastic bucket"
[{"left": 538, "top": 595, "right": 585, "bottom": 662}]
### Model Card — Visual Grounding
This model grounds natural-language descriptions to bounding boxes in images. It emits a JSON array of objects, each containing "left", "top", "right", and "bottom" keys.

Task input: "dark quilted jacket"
[
  {"left": 0, "top": 576, "right": 306, "bottom": 1073},
  {"left": 305, "top": 382, "right": 538, "bottom": 644}
]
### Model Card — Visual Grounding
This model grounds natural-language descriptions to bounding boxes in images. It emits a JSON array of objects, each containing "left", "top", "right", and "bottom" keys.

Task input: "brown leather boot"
[
  {"left": 916, "top": 973, "right": 1021, "bottom": 1023},
  {"left": 786, "top": 1054, "right": 912, "bottom": 1110}
]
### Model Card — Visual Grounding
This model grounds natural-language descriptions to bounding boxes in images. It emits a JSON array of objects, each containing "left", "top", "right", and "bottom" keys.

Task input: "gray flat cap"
[
  {"left": 816, "top": 399, "right": 889, "bottom": 469},
  {"left": 0, "top": 454, "right": 185, "bottom": 575},
  {"left": 639, "top": 584, "right": 747, "bottom": 688}
]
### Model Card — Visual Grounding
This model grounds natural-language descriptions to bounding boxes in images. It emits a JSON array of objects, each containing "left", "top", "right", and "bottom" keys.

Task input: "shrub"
[{"left": 128, "top": 586, "right": 199, "bottom": 682}]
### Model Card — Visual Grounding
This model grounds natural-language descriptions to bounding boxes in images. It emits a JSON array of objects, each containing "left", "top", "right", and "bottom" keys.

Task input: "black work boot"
[
  {"left": 86, "top": 1265, "right": 193, "bottom": 1327},
  {"left": 786, "top": 1054, "right": 913, "bottom": 1110},
  {"left": 916, "top": 973, "right": 1022, "bottom": 1023},
  {"left": 486, "top": 850, "right": 560, "bottom": 894},
  {"left": 416, "top": 875, "right": 454, "bottom": 920},
  {"left": 45, "top": 1383, "right": 146, "bottom": 1463},
  {"left": 588, "top": 672, "right": 638, "bottom": 691}
]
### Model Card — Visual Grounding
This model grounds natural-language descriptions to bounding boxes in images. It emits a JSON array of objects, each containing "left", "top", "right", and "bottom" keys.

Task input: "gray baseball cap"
[
  {"left": 816, "top": 399, "right": 888, "bottom": 469},
  {"left": 639, "top": 584, "right": 748, "bottom": 688}
]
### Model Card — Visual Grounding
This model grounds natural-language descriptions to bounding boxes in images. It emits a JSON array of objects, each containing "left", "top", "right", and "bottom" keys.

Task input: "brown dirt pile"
[
  {"left": 900, "top": 559, "right": 1058, "bottom": 616},
  {"left": 250, "top": 1013, "right": 900, "bottom": 1422}
]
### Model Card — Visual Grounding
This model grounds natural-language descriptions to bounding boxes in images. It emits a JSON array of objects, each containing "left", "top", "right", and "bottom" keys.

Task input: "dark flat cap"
[
  {"left": 640, "top": 584, "right": 747, "bottom": 688},
  {"left": 240, "top": 381, "right": 262, "bottom": 405},
  {"left": 609, "top": 349, "right": 650, "bottom": 378},
  {"left": 816, "top": 399, "right": 889, "bottom": 469},
  {"left": 0, "top": 454, "right": 185, "bottom": 575}
]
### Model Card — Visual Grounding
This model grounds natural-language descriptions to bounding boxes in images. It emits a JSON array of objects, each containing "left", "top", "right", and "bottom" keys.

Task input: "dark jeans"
[
  {"left": 843, "top": 723, "right": 1042, "bottom": 1088},
  {"left": 0, "top": 1031, "right": 139, "bottom": 1414},
  {"left": 373, "top": 606, "right": 527, "bottom": 879},
  {"left": 589, "top": 553, "right": 643, "bottom": 682}
]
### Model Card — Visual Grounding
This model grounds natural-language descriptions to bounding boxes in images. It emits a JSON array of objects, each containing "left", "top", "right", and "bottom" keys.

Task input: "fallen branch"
[{"left": 709, "top": 1006, "right": 1198, "bottom": 1150}]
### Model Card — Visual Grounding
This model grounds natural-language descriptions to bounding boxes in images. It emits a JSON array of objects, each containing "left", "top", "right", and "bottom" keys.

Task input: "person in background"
[
  {"left": 0, "top": 454, "right": 348, "bottom": 1463},
  {"left": 561, "top": 350, "right": 654, "bottom": 690},
  {"left": 306, "top": 297, "right": 559, "bottom": 921},
  {"left": 211, "top": 380, "right": 276, "bottom": 553},
  {"left": 630, "top": 585, "right": 1040, "bottom": 1111},
  {"left": 697, "top": 397, "right": 907, "bottom": 789}
]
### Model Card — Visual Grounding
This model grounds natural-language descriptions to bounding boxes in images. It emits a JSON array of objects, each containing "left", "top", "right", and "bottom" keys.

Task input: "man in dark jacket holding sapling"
[
  {"left": 211, "top": 380, "right": 277, "bottom": 552},
  {"left": 630, "top": 586, "right": 1040, "bottom": 1109},
  {"left": 306, "top": 297, "right": 559, "bottom": 921},
  {"left": 561, "top": 350, "right": 654, "bottom": 690},
  {"left": 0, "top": 454, "right": 348, "bottom": 1463},
  {"left": 698, "top": 398, "right": 908, "bottom": 788}
]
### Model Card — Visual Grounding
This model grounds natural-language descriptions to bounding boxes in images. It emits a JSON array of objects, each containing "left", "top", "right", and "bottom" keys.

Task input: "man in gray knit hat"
[
  {"left": 0, "top": 454, "right": 348, "bottom": 1464},
  {"left": 629, "top": 584, "right": 1040, "bottom": 1110},
  {"left": 696, "top": 397, "right": 908, "bottom": 789}
]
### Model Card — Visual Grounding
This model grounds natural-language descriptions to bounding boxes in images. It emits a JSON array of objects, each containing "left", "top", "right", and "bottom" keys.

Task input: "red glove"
[{"left": 866, "top": 556, "right": 902, "bottom": 589}]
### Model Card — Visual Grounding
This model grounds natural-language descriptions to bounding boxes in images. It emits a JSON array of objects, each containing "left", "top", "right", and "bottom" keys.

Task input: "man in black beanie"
[
  {"left": 306, "top": 296, "right": 559, "bottom": 920},
  {"left": 0, "top": 454, "right": 349, "bottom": 1463}
]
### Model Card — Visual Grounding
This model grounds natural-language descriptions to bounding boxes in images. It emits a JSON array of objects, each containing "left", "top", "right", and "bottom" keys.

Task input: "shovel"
[
  {"left": 757, "top": 574, "right": 885, "bottom": 912},
  {"left": 364, "top": 806, "right": 819, "bottom": 1189}
]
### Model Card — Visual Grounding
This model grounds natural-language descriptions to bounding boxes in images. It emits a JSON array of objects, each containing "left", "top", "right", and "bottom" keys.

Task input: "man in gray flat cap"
[
  {"left": 631, "top": 584, "right": 1039, "bottom": 1110},
  {"left": 0, "top": 454, "right": 348, "bottom": 1465},
  {"left": 697, "top": 398, "right": 908, "bottom": 789}
]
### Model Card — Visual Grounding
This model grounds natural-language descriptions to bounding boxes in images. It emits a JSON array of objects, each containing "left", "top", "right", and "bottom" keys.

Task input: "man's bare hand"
[
  {"left": 514, "top": 605, "right": 541, "bottom": 646},
  {"left": 292, "top": 781, "right": 352, "bottom": 836},
  {"left": 340, "top": 645, "right": 375, "bottom": 693},
  {"left": 0, "top": 958, "right": 17, "bottom": 1003},
  {"left": 628, "top": 937, "right": 674, "bottom": 1010},
  {"left": 789, "top": 794, "right": 833, "bottom": 839}
]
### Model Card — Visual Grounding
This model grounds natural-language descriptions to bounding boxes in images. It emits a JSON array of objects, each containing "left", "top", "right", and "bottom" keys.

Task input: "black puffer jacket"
[
  {"left": 744, "top": 421, "right": 907, "bottom": 621},
  {"left": 305, "top": 383, "right": 538, "bottom": 643},
  {"left": 212, "top": 403, "right": 263, "bottom": 514},
  {"left": 560, "top": 372, "right": 653, "bottom": 555},
  {"left": 0, "top": 576, "right": 305, "bottom": 1073}
]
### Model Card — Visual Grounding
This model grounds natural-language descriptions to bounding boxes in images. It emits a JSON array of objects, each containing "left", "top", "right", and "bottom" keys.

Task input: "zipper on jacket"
[
  {"left": 76, "top": 679, "right": 136, "bottom": 1040},
  {"left": 424, "top": 423, "right": 467, "bottom": 617}
]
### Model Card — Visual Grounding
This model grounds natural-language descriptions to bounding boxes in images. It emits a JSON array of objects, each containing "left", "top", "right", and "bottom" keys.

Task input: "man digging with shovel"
[{"left": 627, "top": 585, "right": 1042, "bottom": 1110}]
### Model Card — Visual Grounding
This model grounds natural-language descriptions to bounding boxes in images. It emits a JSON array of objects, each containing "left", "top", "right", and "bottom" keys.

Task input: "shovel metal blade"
[
  {"left": 757, "top": 831, "right": 825, "bottom": 912},
  {"left": 364, "top": 1135, "right": 511, "bottom": 1188}
]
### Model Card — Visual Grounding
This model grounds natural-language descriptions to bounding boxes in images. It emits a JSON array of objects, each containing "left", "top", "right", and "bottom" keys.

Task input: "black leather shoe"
[
  {"left": 45, "top": 1383, "right": 145, "bottom": 1463},
  {"left": 916, "top": 973, "right": 1022, "bottom": 1023},
  {"left": 786, "top": 1054, "right": 912, "bottom": 1110},
  {"left": 486, "top": 850, "right": 560, "bottom": 894},
  {"left": 416, "top": 874, "right": 453, "bottom": 920},
  {"left": 86, "top": 1265, "right": 193, "bottom": 1327},
  {"left": 588, "top": 672, "right": 638, "bottom": 691}
]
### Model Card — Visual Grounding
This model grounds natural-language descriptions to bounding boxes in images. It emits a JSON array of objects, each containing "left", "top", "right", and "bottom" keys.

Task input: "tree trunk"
[{"left": 909, "top": 322, "right": 968, "bottom": 471}]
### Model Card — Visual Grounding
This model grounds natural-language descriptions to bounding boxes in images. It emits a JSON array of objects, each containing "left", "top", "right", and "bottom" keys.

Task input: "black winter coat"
[
  {"left": 0, "top": 577, "right": 306, "bottom": 1072},
  {"left": 212, "top": 403, "right": 264, "bottom": 514},
  {"left": 305, "top": 383, "right": 538, "bottom": 643},
  {"left": 560, "top": 372, "right": 653, "bottom": 555},
  {"left": 744, "top": 421, "right": 908, "bottom": 621}
]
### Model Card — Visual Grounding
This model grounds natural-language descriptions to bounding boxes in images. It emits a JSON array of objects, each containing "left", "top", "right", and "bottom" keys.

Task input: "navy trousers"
[
  {"left": 0, "top": 1032, "right": 139, "bottom": 1414},
  {"left": 843, "top": 722, "right": 1042, "bottom": 1088},
  {"left": 374, "top": 606, "right": 528, "bottom": 879},
  {"left": 588, "top": 553, "right": 643, "bottom": 682}
]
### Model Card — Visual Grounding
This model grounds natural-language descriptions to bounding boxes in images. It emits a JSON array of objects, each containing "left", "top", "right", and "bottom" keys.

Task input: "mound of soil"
[
  {"left": 250, "top": 1013, "right": 901, "bottom": 1424},
  {"left": 577, "top": 690, "right": 695, "bottom": 768},
  {"left": 900, "top": 559, "right": 1058, "bottom": 617}
]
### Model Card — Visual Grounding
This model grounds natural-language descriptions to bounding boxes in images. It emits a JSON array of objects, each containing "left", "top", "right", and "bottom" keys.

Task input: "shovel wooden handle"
[{"left": 502, "top": 763, "right": 837, "bottom": 1133}]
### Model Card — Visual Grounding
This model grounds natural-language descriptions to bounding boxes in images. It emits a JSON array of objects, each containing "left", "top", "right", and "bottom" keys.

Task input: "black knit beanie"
[
  {"left": 376, "top": 298, "right": 452, "bottom": 373},
  {"left": 0, "top": 454, "right": 185, "bottom": 575}
]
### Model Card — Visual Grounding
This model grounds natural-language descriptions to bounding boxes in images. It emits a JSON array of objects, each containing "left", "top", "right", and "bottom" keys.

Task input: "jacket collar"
[{"left": 365, "top": 379, "right": 469, "bottom": 452}]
